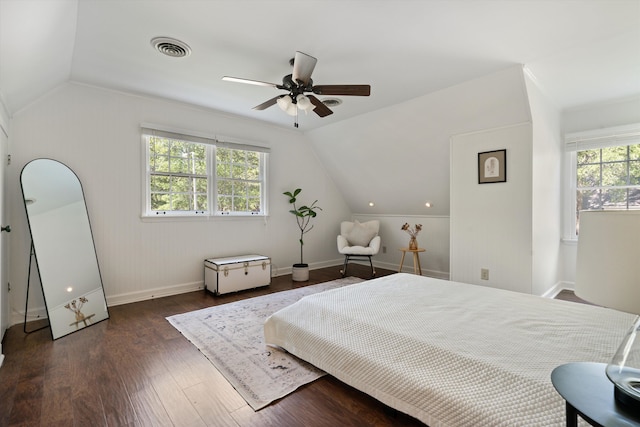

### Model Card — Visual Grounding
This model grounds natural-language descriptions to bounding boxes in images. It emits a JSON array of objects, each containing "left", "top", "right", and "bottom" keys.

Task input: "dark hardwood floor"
[{"left": 0, "top": 265, "right": 584, "bottom": 427}]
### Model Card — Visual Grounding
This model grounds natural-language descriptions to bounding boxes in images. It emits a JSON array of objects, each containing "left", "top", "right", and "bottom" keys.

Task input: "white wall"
[
  {"left": 305, "top": 66, "right": 531, "bottom": 217},
  {"left": 306, "top": 66, "right": 531, "bottom": 286},
  {"left": 450, "top": 123, "right": 533, "bottom": 293},
  {"left": 562, "top": 95, "right": 640, "bottom": 134},
  {"left": 525, "top": 73, "right": 563, "bottom": 296},
  {"left": 7, "top": 83, "right": 352, "bottom": 324}
]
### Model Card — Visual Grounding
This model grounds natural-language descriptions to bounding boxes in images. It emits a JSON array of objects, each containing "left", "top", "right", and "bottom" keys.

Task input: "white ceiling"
[{"left": 1, "top": 0, "right": 639, "bottom": 130}]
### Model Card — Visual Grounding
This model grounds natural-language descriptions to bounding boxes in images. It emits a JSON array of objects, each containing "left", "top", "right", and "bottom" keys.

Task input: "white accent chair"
[{"left": 337, "top": 220, "right": 381, "bottom": 278}]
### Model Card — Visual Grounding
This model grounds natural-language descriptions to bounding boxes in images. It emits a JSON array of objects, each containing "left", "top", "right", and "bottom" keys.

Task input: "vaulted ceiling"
[{"left": 1, "top": 0, "right": 639, "bottom": 131}]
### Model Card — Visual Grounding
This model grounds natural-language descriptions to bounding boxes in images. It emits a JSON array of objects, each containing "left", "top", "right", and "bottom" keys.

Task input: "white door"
[{"left": 0, "top": 125, "right": 8, "bottom": 363}]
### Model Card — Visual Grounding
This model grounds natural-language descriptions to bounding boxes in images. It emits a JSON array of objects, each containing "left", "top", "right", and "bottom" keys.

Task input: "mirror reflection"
[{"left": 21, "top": 159, "right": 109, "bottom": 339}]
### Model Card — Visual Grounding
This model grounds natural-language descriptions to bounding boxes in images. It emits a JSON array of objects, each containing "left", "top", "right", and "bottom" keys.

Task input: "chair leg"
[
  {"left": 341, "top": 255, "right": 349, "bottom": 277},
  {"left": 368, "top": 256, "right": 376, "bottom": 278}
]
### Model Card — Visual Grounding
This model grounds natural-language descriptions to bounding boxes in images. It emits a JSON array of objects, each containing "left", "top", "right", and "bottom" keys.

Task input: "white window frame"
[
  {"left": 141, "top": 125, "right": 269, "bottom": 218},
  {"left": 564, "top": 123, "right": 640, "bottom": 240}
]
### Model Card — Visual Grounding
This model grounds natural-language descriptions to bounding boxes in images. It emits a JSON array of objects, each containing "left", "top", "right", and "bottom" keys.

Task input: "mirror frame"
[{"left": 20, "top": 158, "right": 109, "bottom": 339}]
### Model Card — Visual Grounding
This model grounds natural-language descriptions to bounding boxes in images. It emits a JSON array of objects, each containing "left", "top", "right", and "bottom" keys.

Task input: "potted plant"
[{"left": 283, "top": 188, "right": 322, "bottom": 281}]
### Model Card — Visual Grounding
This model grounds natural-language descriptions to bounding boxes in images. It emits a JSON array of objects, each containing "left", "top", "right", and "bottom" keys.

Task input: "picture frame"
[{"left": 478, "top": 149, "right": 506, "bottom": 184}]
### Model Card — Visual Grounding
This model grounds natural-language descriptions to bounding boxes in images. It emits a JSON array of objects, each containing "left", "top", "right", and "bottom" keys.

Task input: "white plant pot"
[{"left": 292, "top": 263, "right": 309, "bottom": 282}]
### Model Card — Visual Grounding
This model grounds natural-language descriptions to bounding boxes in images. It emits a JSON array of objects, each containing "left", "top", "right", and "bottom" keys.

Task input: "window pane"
[
  {"left": 630, "top": 144, "right": 640, "bottom": 160},
  {"left": 247, "top": 151, "right": 259, "bottom": 166},
  {"left": 601, "top": 188, "right": 628, "bottom": 209},
  {"left": 232, "top": 149, "right": 245, "bottom": 164},
  {"left": 147, "top": 135, "right": 209, "bottom": 214},
  {"left": 171, "top": 176, "right": 192, "bottom": 192},
  {"left": 217, "top": 179, "right": 232, "bottom": 195},
  {"left": 577, "top": 189, "right": 602, "bottom": 211},
  {"left": 172, "top": 193, "right": 193, "bottom": 211},
  {"left": 217, "top": 162, "right": 230, "bottom": 178},
  {"left": 248, "top": 183, "right": 261, "bottom": 197},
  {"left": 151, "top": 138, "right": 170, "bottom": 156},
  {"left": 196, "top": 195, "right": 208, "bottom": 210},
  {"left": 601, "top": 162, "right": 628, "bottom": 186},
  {"left": 630, "top": 188, "right": 640, "bottom": 208},
  {"left": 234, "top": 181, "right": 248, "bottom": 195},
  {"left": 602, "top": 145, "right": 627, "bottom": 162},
  {"left": 232, "top": 164, "right": 245, "bottom": 179},
  {"left": 150, "top": 175, "right": 169, "bottom": 192},
  {"left": 233, "top": 196, "right": 247, "bottom": 211},
  {"left": 194, "top": 156, "right": 207, "bottom": 175},
  {"left": 248, "top": 198, "right": 261, "bottom": 212},
  {"left": 630, "top": 160, "right": 640, "bottom": 185},
  {"left": 151, "top": 193, "right": 170, "bottom": 211},
  {"left": 151, "top": 155, "right": 169, "bottom": 173},
  {"left": 171, "top": 157, "right": 189, "bottom": 174},
  {"left": 217, "top": 195, "right": 232, "bottom": 212},
  {"left": 577, "top": 149, "right": 599, "bottom": 165},
  {"left": 195, "top": 177, "right": 207, "bottom": 192},
  {"left": 577, "top": 164, "right": 600, "bottom": 187},
  {"left": 169, "top": 141, "right": 187, "bottom": 156}
]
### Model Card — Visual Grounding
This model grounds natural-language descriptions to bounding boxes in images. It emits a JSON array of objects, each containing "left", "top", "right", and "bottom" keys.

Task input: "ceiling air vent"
[
  {"left": 322, "top": 98, "right": 342, "bottom": 107},
  {"left": 151, "top": 37, "right": 191, "bottom": 58}
]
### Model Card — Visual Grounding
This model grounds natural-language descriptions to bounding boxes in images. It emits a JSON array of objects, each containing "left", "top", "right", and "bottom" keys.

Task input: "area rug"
[{"left": 166, "top": 276, "right": 364, "bottom": 410}]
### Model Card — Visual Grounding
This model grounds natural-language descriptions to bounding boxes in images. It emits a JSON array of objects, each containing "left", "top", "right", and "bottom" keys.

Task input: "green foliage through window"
[
  {"left": 145, "top": 134, "right": 266, "bottom": 216},
  {"left": 575, "top": 143, "right": 640, "bottom": 232},
  {"left": 216, "top": 147, "right": 262, "bottom": 213}
]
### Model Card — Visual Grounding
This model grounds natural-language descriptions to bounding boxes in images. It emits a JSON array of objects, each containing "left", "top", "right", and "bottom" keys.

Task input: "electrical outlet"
[
  {"left": 481, "top": 268, "right": 489, "bottom": 280},
  {"left": 382, "top": 246, "right": 387, "bottom": 254}
]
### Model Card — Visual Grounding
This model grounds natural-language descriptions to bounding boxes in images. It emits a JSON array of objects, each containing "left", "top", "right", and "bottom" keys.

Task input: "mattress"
[{"left": 264, "top": 273, "right": 636, "bottom": 427}]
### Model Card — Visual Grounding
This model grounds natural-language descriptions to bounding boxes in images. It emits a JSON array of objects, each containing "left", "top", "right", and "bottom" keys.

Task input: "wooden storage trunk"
[{"left": 204, "top": 254, "right": 271, "bottom": 295}]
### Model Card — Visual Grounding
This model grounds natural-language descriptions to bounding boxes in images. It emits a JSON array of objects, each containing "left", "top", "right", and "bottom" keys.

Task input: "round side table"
[{"left": 551, "top": 362, "right": 640, "bottom": 427}]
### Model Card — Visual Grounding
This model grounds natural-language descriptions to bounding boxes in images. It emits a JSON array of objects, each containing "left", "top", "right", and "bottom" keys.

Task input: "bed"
[{"left": 264, "top": 273, "right": 636, "bottom": 426}]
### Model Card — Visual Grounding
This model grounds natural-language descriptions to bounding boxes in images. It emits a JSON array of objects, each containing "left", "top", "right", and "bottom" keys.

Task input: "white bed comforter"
[{"left": 264, "top": 273, "right": 636, "bottom": 427}]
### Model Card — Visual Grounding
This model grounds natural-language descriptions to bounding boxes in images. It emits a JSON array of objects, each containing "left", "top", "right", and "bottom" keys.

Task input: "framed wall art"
[{"left": 478, "top": 149, "right": 506, "bottom": 184}]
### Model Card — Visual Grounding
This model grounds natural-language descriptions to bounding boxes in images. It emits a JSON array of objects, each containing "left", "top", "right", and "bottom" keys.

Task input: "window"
[
  {"left": 216, "top": 147, "right": 263, "bottom": 214},
  {"left": 565, "top": 124, "right": 640, "bottom": 237},
  {"left": 142, "top": 127, "right": 268, "bottom": 217}
]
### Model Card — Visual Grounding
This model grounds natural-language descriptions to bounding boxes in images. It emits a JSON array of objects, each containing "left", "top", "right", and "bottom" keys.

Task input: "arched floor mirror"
[{"left": 21, "top": 159, "right": 109, "bottom": 339}]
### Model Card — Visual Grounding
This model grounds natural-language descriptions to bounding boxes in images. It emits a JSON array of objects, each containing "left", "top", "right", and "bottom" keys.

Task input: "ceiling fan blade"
[
  {"left": 222, "top": 76, "right": 278, "bottom": 88},
  {"left": 292, "top": 51, "right": 317, "bottom": 85},
  {"left": 312, "top": 85, "right": 371, "bottom": 96},
  {"left": 308, "top": 95, "right": 333, "bottom": 117},
  {"left": 253, "top": 95, "right": 282, "bottom": 111}
]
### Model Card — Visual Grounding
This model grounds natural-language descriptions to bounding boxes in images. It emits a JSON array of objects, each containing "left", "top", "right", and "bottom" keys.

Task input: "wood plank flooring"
[{"left": 0, "top": 265, "right": 584, "bottom": 427}]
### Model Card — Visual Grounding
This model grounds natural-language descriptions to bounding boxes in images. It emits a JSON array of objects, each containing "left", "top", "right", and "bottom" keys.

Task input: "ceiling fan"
[{"left": 223, "top": 51, "right": 371, "bottom": 127}]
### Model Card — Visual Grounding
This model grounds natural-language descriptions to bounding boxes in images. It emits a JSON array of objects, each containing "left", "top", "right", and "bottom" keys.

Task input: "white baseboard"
[
  {"left": 271, "top": 259, "right": 343, "bottom": 277},
  {"left": 10, "top": 306, "right": 49, "bottom": 328},
  {"left": 106, "top": 280, "right": 204, "bottom": 307},
  {"left": 542, "top": 281, "right": 574, "bottom": 299}
]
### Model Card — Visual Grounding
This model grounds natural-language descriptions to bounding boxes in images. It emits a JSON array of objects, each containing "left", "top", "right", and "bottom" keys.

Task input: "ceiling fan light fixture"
[
  {"left": 277, "top": 94, "right": 291, "bottom": 110},
  {"left": 151, "top": 37, "right": 191, "bottom": 58},
  {"left": 296, "top": 95, "right": 314, "bottom": 112},
  {"left": 277, "top": 95, "right": 297, "bottom": 116}
]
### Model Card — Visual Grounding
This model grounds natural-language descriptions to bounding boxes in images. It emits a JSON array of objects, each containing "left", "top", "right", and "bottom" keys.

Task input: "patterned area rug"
[{"left": 166, "top": 276, "right": 364, "bottom": 410}]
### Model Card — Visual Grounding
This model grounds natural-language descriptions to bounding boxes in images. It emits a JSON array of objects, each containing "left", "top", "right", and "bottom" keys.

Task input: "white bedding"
[{"left": 264, "top": 273, "right": 636, "bottom": 427}]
